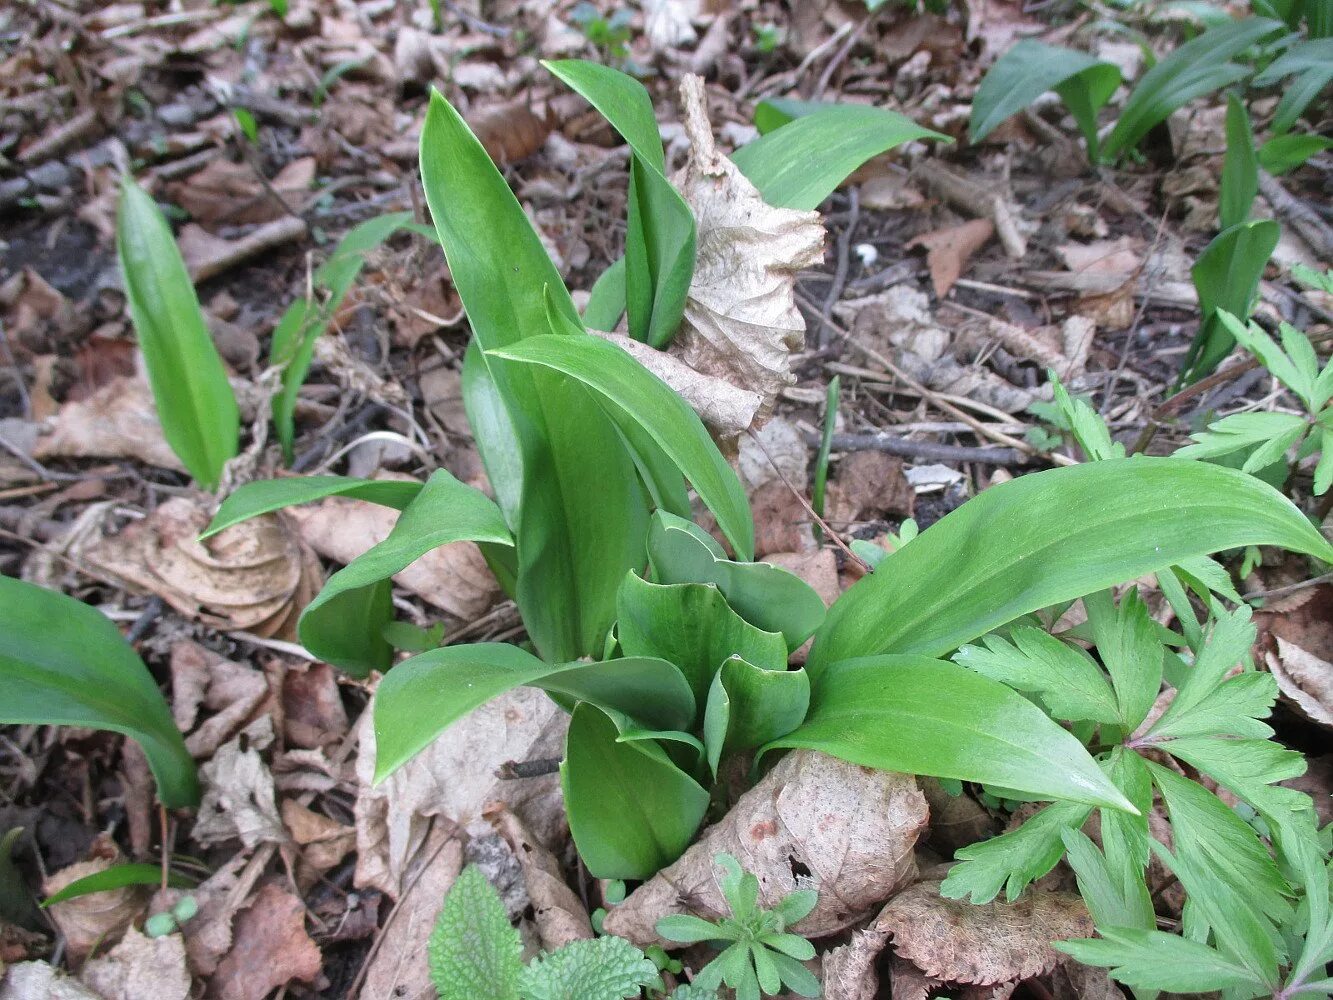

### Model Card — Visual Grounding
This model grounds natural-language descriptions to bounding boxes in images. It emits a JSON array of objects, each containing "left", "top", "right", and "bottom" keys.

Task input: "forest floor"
[{"left": 1, "top": 1, "right": 1331, "bottom": 998}]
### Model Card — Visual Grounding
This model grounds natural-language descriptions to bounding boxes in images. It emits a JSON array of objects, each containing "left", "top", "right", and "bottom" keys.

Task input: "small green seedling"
[
  {"left": 656, "top": 854, "right": 820, "bottom": 1000},
  {"left": 428, "top": 865, "right": 714, "bottom": 1000},
  {"left": 145, "top": 895, "right": 199, "bottom": 938},
  {"left": 569, "top": 3, "right": 635, "bottom": 65}
]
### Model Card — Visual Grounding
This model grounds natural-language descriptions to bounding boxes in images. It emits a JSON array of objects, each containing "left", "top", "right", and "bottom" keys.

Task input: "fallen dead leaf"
[
  {"left": 908, "top": 218, "right": 995, "bottom": 298},
  {"left": 488, "top": 805, "right": 592, "bottom": 951},
  {"left": 763, "top": 549, "right": 840, "bottom": 607},
  {"left": 282, "top": 661, "right": 349, "bottom": 749},
  {"left": 32, "top": 374, "right": 182, "bottom": 473},
  {"left": 890, "top": 955, "right": 945, "bottom": 1000},
  {"left": 826, "top": 451, "right": 915, "bottom": 526},
  {"left": 42, "top": 837, "right": 146, "bottom": 960},
  {"left": 823, "top": 927, "right": 890, "bottom": 1000},
  {"left": 876, "top": 881, "right": 1092, "bottom": 986},
  {"left": 355, "top": 686, "right": 567, "bottom": 897},
  {"left": 0, "top": 962, "right": 103, "bottom": 1000},
  {"left": 288, "top": 489, "right": 500, "bottom": 623},
  {"left": 358, "top": 829, "right": 463, "bottom": 1000},
  {"left": 751, "top": 481, "right": 814, "bottom": 556},
  {"left": 919, "top": 778, "right": 996, "bottom": 853},
  {"left": 605, "top": 751, "right": 927, "bottom": 947},
  {"left": 282, "top": 800, "right": 356, "bottom": 880},
  {"left": 207, "top": 883, "right": 321, "bottom": 1000},
  {"left": 87, "top": 496, "right": 320, "bottom": 639},
  {"left": 169, "top": 156, "right": 315, "bottom": 226},
  {"left": 178, "top": 216, "right": 308, "bottom": 284},
  {"left": 170, "top": 642, "right": 270, "bottom": 758},
  {"left": 81, "top": 926, "right": 190, "bottom": 1000},
  {"left": 1048, "top": 960, "right": 1126, "bottom": 1000},
  {"left": 1266, "top": 638, "right": 1333, "bottom": 727},
  {"left": 192, "top": 733, "right": 286, "bottom": 850},
  {"left": 670, "top": 75, "right": 825, "bottom": 421}
]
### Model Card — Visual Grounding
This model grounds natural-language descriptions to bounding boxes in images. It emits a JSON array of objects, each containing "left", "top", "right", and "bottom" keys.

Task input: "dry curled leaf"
[
  {"left": 670, "top": 75, "right": 825, "bottom": 422},
  {"left": 168, "top": 156, "right": 314, "bottom": 226},
  {"left": 355, "top": 686, "right": 567, "bottom": 897},
  {"left": 42, "top": 838, "right": 146, "bottom": 961},
  {"left": 0, "top": 962, "right": 103, "bottom": 1000},
  {"left": 890, "top": 955, "right": 945, "bottom": 1000},
  {"left": 488, "top": 805, "right": 593, "bottom": 950},
  {"left": 358, "top": 831, "right": 463, "bottom": 1000},
  {"left": 826, "top": 451, "right": 915, "bottom": 525},
  {"left": 207, "top": 884, "right": 321, "bottom": 1000},
  {"left": 192, "top": 734, "right": 286, "bottom": 850},
  {"left": 170, "top": 642, "right": 271, "bottom": 758},
  {"left": 604, "top": 751, "right": 927, "bottom": 947},
  {"left": 31, "top": 374, "right": 182, "bottom": 473},
  {"left": 875, "top": 881, "right": 1093, "bottom": 986},
  {"left": 87, "top": 496, "right": 320, "bottom": 640},
  {"left": 823, "top": 928, "right": 891, "bottom": 1000},
  {"left": 81, "top": 927, "right": 190, "bottom": 1000},
  {"left": 282, "top": 800, "right": 356, "bottom": 878},
  {"left": 1266, "top": 638, "right": 1333, "bottom": 727},
  {"left": 908, "top": 218, "right": 995, "bottom": 298},
  {"left": 288, "top": 490, "right": 500, "bottom": 622}
]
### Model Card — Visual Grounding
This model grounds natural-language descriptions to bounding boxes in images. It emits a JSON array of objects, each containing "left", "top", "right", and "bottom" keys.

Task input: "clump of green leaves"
[
  {"left": 569, "top": 4, "right": 636, "bottom": 65},
  {"left": 428, "top": 865, "right": 713, "bottom": 1000},
  {"left": 945, "top": 586, "right": 1329, "bottom": 997},
  {"left": 656, "top": 854, "right": 820, "bottom": 1000},
  {"left": 1177, "top": 310, "right": 1332, "bottom": 494}
]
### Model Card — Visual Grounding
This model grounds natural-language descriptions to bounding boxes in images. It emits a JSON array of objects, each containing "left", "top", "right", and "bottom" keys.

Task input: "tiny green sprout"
[
  {"left": 232, "top": 107, "right": 259, "bottom": 145},
  {"left": 656, "top": 854, "right": 820, "bottom": 1000},
  {"left": 753, "top": 24, "right": 782, "bottom": 54},
  {"left": 145, "top": 895, "right": 199, "bottom": 938}
]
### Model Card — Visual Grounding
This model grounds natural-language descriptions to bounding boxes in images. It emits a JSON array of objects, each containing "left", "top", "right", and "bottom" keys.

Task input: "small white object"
[
  {"left": 906, "top": 463, "right": 965, "bottom": 493},
  {"left": 855, "top": 243, "right": 879, "bottom": 267}
]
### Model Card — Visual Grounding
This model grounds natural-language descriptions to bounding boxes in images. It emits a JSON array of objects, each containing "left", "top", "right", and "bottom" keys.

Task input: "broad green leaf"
[
  {"left": 422, "top": 87, "right": 648, "bottom": 662},
  {"left": 521, "top": 936, "right": 659, "bottom": 1000},
  {"left": 617, "top": 571, "right": 787, "bottom": 713},
  {"left": 43, "top": 863, "right": 195, "bottom": 906},
  {"left": 752, "top": 97, "right": 838, "bottom": 134},
  {"left": 1085, "top": 589, "right": 1163, "bottom": 731},
  {"left": 1219, "top": 93, "right": 1257, "bottom": 230},
  {"left": 940, "top": 800, "right": 1093, "bottom": 904},
  {"left": 969, "top": 40, "right": 1120, "bottom": 158},
  {"left": 807, "top": 457, "right": 1333, "bottom": 675},
  {"left": 703, "top": 657, "right": 810, "bottom": 777},
  {"left": 1317, "top": 426, "right": 1333, "bottom": 496},
  {"left": 647, "top": 512, "right": 826, "bottom": 651},
  {"left": 117, "top": 177, "right": 238, "bottom": 490},
  {"left": 1102, "top": 18, "right": 1283, "bottom": 161},
  {"left": 373, "top": 642, "right": 695, "bottom": 781},
  {"left": 1055, "top": 928, "right": 1267, "bottom": 993},
  {"left": 0, "top": 577, "right": 198, "bottom": 808},
  {"left": 545, "top": 60, "right": 695, "bottom": 349},
  {"left": 1254, "top": 38, "right": 1333, "bottom": 132},
  {"left": 1257, "top": 133, "right": 1333, "bottom": 174},
  {"left": 461, "top": 341, "right": 523, "bottom": 526},
  {"left": 489, "top": 333, "right": 754, "bottom": 560},
  {"left": 732, "top": 104, "right": 947, "bottom": 210},
  {"left": 1180, "top": 219, "right": 1281, "bottom": 384},
  {"left": 562, "top": 703, "right": 709, "bottom": 879},
  {"left": 428, "top": 865, "right": 523, "bottom": 1000},
  {"left": 270, "top": 211, "right": 415, "bottom": 461},
  {"left": 298, "top": 470, "right": 513, "bottom": 675},
  {"left": 954, "top": 626, "right": 1120, "bottom": 724},
  {"left": 203, "top": 475, "right": 423, "bottom": 540},
  {"left": 584, "top": 256, "right": 627, "bottom": 332},
  {"left": 765, "top": 655, "right": 1134, "bottom": 812}
]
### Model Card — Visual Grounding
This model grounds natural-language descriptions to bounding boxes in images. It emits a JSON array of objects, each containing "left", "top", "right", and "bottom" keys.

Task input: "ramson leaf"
[
  {"left": 428, "top": 866, "right": 522, "bottom": 1000},
  {"left": 940, "top": 800, "right": 1093, "bottom": 904},
  {"left": 520, "top": 936, "right": 659, "bottom": 1000}
]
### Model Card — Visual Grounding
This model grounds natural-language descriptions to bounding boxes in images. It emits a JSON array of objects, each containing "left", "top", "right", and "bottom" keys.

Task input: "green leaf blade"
[{"left": 429, "top": 865, "right": 523, "bottom": 1000}]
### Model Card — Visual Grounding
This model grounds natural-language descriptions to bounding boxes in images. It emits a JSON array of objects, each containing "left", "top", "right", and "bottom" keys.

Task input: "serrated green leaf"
[
  {"left": 1055, "top": 927, "right": 1267, "bottom": 992},
  {"left": 1102, "top": 17, "right": 1283, "bottom": 161},
  {"left": 428, "top": 865, "right": 522, "bottom": 1000},
  {"left": 373, "top": 643, "right": 695, "bottom": 782},
  {"left": 765, "top": 655, "right": 1134, "bottom": 812},
  {"left": 1086, "top": 589, "right": 1163, "bottom": 732},
  {"left": 521, "top": 935, "right": 659, "bottom": 1000},
  {"left": 489, "top": 334, "right": 754, "bottom": 561},
  {"left": 1062, "top": 830, "right": 1153, "bottom": 931},
  {"left": 117, "top": 177, "right": 238, "bottom": 489},
  {"left": 954, "top": 626, "right": 1120, "bottom": 724},
  {"left": 733, "top": 103, "right": 947, "bottom": 210},
  {"left": 562, "top": 703, "right": 709, "bottom": 879},
  {"left": 0, "top": 577, "right": 198, "bottom": 808},
  {"left": 940, "top": 799, "right": 1093, "bottom": 903},
  {"left": 1176, "top": 411, "right": 1310, "bottom": 467},
  {"left": 1052, "top": 377, "right": 1124, "bottom": 460},
  {"left": 807, "top": 457, "right": 1333, "bottom": 676},
  {"left": 970, "top": 40, "right": 1120, "bottom": 158}
]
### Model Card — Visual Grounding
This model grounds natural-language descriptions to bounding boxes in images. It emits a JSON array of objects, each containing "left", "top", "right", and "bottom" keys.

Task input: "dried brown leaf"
[
  {"left": 1266, "top": 638, "right": 1333, "bottom": 727},
  {"left": 670, "top": 75, "right": 825, "bottom": 421},
  {"left": 207, "top": 884, "right": 321, "bottom": 1000},
  {"left": 42, "top": 839, "right": 146, "bottom": 960},
  {"left": 875, "top": 881, "right": 1092, "bottom": 986},
  {"left": 170, "top": 642, "right": 270, "bottom": 758},
  {"left": 80, "top": 927, "right": 190, "bottom": 1000},
  {"left": 192, "top": 735, "right": 286, "bottom": 850},
  {"left": 0, "top": 962, "right": 103, "bottom": 1000},
  {"left": 282, "top": 661, "right": 349, "bottom": 748},
  {"left": 826, "top": 451, "right": 915, "bottom": 525},
  {"left": 282, "top": 800, "right": 356, "bottom": 876},
  {"left": 890, "top": 955, "right": 945, "bottom": 1000},
  {"left": 908, "top": 219, "right": 995, "bottom": 298},
  {"left": 488, "top": 805, "right": 592, "bottom": 950},
  {"left": 823, "top": 928, "right": 890, "bottom": 1000},
  {"left": 604, "top": 751, "right": 927, "bottom": 947},
  {"left": 32, "top": 374, "right": 182, "bottom": 473}
]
